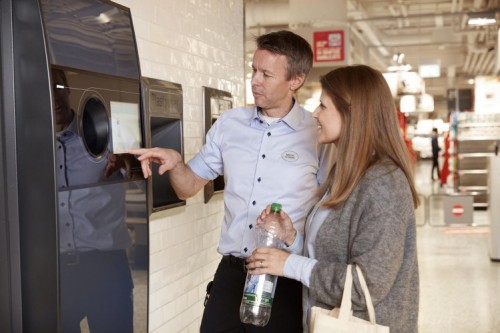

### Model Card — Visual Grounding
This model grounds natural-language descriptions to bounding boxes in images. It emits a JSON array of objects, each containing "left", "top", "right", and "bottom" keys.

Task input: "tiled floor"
[{"left": 415, "top": 159, "right": 500, "bottom": 332}]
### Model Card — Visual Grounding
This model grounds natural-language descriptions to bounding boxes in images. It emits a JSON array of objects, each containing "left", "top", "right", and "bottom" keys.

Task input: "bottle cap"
[{"left": 270, "top": 203, "right": 282, "bottom": 213}]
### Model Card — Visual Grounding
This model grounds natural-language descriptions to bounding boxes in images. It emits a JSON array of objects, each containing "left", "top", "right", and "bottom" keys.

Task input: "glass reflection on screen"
[{"left": 52, "top": 63, "right": 147, "bottom": 332}]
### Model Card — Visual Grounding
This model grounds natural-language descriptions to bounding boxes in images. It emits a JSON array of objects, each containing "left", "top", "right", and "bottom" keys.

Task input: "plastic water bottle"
[{"left": 240, "top": 203, "right": 283, "bottom": 326}]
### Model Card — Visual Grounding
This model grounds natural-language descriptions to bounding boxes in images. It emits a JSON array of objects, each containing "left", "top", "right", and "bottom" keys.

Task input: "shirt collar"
[
  {"left": 280, "top": 99, "right": 303, "bottom": 130},
  {"left": 252, "top": 98, "right": 303, "bottom": 130}
]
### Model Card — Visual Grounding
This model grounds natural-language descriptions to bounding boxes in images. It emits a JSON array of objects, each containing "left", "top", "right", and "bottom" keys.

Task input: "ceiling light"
[
  {"left": 392, "top": 52, "right": 405, "bottom": 64},
  {"left": 419, "top": 62, "right": 441, "bottom": 78},
  {"left": 467, "top": 12, "right": 497, "bottom": 26},
  {"left": 387, "top": 64, "right": 412, "bottom": 72}
]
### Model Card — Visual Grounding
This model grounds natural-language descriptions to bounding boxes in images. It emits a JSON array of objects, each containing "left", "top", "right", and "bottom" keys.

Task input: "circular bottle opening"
[{"left": 81, "top": 97, "right": 109, "bottom": 158}]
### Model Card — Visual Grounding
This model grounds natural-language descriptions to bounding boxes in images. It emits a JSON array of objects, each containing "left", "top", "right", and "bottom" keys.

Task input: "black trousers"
[
  {"left": 60, "top": 250, "right": 134, "bottom": 333},
  {"left": 200, "top": 256, "right": 303, "bottom": 333},
  {"left": 431, "top": 155, "right": 440, "bottom": 180}
]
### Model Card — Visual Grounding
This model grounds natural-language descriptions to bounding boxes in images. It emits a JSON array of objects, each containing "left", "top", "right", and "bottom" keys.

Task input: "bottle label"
[{"left": 242, "top": 275, "right": 274, "bottom": 307}]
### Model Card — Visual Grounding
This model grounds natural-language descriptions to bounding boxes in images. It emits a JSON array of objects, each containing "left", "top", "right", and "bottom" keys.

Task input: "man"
[
  {"left": 431, "top": 127, "right": 441, "bottom": 181},
  {"left": 52, "top": 68, "right": 137, "bottom": 333},
  {"left": 130, "top": 30, "right": 334, "bottom": 332}
]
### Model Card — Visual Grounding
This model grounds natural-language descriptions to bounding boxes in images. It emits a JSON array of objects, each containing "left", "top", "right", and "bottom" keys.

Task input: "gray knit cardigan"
[{"left": 309, "top": 160, "right": 419, "bottom": 333}]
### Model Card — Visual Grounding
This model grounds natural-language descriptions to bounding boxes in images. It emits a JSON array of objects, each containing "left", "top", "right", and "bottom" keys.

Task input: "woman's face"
[{"left": 312, "top": 92, "right": 342, "bottom": 144}]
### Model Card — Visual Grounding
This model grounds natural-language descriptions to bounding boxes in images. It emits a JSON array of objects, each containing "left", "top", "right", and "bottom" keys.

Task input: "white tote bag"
[{"left": 309, "top": 265, "right": 390, "bottom": 333}]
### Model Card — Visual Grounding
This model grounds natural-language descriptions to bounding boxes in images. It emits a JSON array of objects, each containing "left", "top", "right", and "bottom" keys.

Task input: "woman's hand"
[
  {"left": 256, "top": 206, "right": 297, "bottom": 246},
  {"left": 246, "top": 247, "right": 290, "bottom": 276}
]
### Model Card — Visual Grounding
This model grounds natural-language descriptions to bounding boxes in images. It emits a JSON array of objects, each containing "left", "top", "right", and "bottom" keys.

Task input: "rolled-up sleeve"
[{"left": 284, "top": 254, "right": 317, "bottom": 287}]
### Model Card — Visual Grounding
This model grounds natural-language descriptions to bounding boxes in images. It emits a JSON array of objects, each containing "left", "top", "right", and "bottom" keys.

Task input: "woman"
[{"left": 247, "top": 65, "right": 420, "bottom": 333}]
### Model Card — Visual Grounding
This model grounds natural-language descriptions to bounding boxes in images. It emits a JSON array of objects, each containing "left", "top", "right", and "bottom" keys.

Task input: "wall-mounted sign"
[
  {"left": 313, "top": 30, "right": 345, "bottom": 63},
  {"left": 444, "top": 195, "right": 473, "bottom": 225}
]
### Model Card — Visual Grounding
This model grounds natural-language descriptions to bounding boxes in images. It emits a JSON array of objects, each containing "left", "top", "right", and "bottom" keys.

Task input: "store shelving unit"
[{"left": 453, "top": 112, "right": 500, "bottom": 209}]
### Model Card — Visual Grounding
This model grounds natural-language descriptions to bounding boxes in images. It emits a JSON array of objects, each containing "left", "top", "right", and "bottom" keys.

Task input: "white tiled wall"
[{"left": 114, "top": 1, "right": 245, "bottom": 332}]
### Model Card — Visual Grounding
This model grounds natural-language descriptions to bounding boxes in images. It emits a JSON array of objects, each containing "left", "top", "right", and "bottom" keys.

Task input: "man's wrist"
[{"left": 171, "top": 151, "right": 184, "bottom": 170}]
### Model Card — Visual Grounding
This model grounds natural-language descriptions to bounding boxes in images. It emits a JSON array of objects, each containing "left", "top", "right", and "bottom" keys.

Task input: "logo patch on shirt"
[{"left": 281, "top": 151, "right": 299, "bottom": 162}]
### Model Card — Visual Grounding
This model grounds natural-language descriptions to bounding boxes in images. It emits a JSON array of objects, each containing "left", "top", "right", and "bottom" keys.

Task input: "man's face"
[
  {"left": 52, "top": 70, "right": 73, "bottom": 129},
  {"left": 250, "top": 49, "right": 293, "bottom": 112}
]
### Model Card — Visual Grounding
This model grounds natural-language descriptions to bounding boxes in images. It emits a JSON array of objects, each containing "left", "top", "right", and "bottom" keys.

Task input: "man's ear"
[{"left": 289, "top": 73, "right": 306, "bottom": 91}]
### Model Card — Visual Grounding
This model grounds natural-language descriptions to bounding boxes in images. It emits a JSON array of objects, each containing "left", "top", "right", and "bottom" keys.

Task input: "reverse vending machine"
[{"left": 0, "top": 0, "right": 149, "bottom": 331}]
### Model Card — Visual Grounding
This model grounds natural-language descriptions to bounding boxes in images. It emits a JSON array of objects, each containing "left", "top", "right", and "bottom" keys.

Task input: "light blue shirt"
[
  {"left": 188, "top": 101, "right": 334, "bottom": 257},
  {"left": 56, "top": 115, "right": 131, "bottom": 253}
]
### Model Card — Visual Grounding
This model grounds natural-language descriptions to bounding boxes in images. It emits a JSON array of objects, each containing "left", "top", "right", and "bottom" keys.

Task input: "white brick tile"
[{"left": 113, "top": 0, "right": 244, "bottom": 332}]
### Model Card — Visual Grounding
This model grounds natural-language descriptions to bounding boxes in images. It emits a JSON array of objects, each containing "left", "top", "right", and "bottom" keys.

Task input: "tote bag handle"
[{"left": 335, "top": 264, "right": 377, "bottom": 324}]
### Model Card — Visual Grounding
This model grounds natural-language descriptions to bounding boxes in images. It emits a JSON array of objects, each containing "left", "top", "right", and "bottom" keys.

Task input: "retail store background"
[
  {"left": 114, "top": 0, "right": 498, "bottom": 332},
  {"left": 246, "top": 0, "right": 499, "bottom": 104}
]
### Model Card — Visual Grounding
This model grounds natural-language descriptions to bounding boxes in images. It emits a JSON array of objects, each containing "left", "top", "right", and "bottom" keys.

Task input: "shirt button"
[
  {"left": 249, "top": 224, "right": 253, "bottom": 229},
  {"left": 66, "top": 223, "right": 70, "bottom": 227},
  {"left": 252, "top": 200, "right": 256, "bottom": 205},
  {"left": 60, "top": 202, "right": 65, "bottom": 207},
  {"left": 267, "top": 132, "right": 271, "bottom": 136},
  {"left": 261, "top": 154, "right": 266, "bottom": 159},
  {"left": 59, "top": 165, "right": 63, "bottom": 169},
  {"left": 244, "top": 247, "right": 248, "bottom": 252},
  {"left": 58, "top": 145, "right": 62, "bottom": 149},
  {"left": 67, "top": 243, "right": 72, "bottom": 247},
  {"left": 259, "top": 120, "right": 263, "bottom": 124},
  {"left": 257, "top": 177, "right": 261, "bottom": 182}
]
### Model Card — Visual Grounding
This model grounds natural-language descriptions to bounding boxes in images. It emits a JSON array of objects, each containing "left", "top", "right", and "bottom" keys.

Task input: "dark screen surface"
[
  {"left": 150, "top": 117, "right": 184, "bottom": 210},
  {"left": 40, "top": 0, "right": 140, "bottom": 79}
]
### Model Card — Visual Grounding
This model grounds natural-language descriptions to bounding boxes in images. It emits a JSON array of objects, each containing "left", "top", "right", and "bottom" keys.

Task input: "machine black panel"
[
  {"left": 40, "top": 0, "right": 140, "bottom": 79},
  {"left": 41, "top": 1, "right": 149, "bottom": 332},
  {"left": 150, "top": 116, "right": 183, "bottom": 209},
  {"left": 52, "top": 67, "right": 144, "bottom": 189}
]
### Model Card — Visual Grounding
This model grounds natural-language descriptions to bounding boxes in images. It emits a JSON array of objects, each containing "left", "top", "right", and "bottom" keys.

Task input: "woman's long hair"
[{"left": 319, "top": 65, "right": 420, "bottom": 208}]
